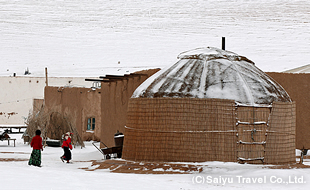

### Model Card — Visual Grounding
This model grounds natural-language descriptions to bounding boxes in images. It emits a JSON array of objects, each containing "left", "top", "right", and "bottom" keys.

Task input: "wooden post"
[
  {"left": 222, "top": 37, "right": 225, "bottom": 50},
  {"left": 45, "top": 67, "right": 48, "bottom": 86}
]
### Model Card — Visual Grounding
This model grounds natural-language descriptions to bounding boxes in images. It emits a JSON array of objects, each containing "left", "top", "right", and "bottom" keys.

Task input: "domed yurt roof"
[{"left": 132, "top": 47, "right": 291, "bottom": 106}]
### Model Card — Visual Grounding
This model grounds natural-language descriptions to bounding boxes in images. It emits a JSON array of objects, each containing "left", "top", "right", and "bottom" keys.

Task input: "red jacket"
[
  {"left": 31, "top": 135, "right": 43, "bottom": 150},
  {"left": 61, "top": 137, "right": 73, "bottom": 150}
]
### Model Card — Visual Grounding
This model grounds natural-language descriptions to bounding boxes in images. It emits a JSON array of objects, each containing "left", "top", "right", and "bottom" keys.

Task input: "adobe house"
[
  {"left": 44, "top": 86, "right": 102, "bottom": 142},
  {"left": 122, "top": 47, "right": 296, "bottom": 164},
  {"left": 0, "top": 76, "right": 92, "bottom": 125},
  {"left": 43, "top": 69, "right": 159, "bottom": 147},
  {"left": 99, "top": 69, "right": 159, "bottom": 147},
  {"left": 266, "top": 72, "right": 310, "bottom": 152}
]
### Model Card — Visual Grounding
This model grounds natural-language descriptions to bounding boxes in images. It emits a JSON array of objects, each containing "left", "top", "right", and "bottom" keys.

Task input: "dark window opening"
[{"left": 87, "top": 117, "right": 95, "bottom": 130}]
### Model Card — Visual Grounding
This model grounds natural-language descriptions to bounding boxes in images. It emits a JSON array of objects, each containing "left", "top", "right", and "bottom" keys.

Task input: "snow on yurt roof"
[{"left": 132, "top": 47, "right": 292, "bottom": 106}]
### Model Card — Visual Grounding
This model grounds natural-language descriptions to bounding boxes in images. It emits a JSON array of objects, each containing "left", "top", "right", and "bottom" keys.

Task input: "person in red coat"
[
  {"left": 28, "top": 130, "right": 43, "bottom": 167},
  {"left": 60, "top": 132, "right": 73, "bottom": 163}
]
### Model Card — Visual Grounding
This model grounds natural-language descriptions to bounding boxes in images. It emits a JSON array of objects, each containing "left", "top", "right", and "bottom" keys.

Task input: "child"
[
  {"left": 60, "top": 132, "right": 73, "bottom": 163},
  {"left": 28, "top": 130, "right": 43, "bottom": 167}
]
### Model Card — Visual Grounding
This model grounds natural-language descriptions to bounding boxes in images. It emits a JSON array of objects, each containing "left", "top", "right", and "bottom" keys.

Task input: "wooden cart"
[
  {"left": 92, "top": 142, "right": 122, "bottom": 159},
  {"left": 92, "top": 131, "right": 124, "bottom": 159}
]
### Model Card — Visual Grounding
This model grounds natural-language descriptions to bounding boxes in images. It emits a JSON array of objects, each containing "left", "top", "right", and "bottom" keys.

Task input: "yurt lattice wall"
[
  {"left": 123, "top": 99, "right": 295, "bottom": 164},
  {"left": 123, "top": 98, "right": 237, "bottom": 162},
  {"left": 264, "top": 102, "right": 296, "bottom": 164}
]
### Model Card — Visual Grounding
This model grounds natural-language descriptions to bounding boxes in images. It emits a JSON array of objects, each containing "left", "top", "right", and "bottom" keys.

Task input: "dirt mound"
[
  {"left": 81, "top": 159, "right": 310, "bottom": 174},
  {"left": 0, "top": 158, "right": 28, "bottom": 162},
  {"left": 267, "top": 163, "right": 310, "bottom": 169},
  {"left": 81, "top": 160, "right": 203, "bottom": 174}
]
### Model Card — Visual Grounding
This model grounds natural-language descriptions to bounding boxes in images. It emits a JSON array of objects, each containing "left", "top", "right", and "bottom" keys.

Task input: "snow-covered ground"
[
  {"left": 0, "top": 133, "right": 309, "bottom": 190},
  {"left": 1, "top": 0, "right": 310, "bottom": 189},
  {"left": 0, "top": 0, "right": 309, "bottom": 77}
]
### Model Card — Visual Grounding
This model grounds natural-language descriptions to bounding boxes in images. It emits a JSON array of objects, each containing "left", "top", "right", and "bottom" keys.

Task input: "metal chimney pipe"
[
  {"left": 45, "top": 67, "right": 48, "bottom": 86},
  {"left": 222, "top": 37, "right": 225, "bottom": 50}
]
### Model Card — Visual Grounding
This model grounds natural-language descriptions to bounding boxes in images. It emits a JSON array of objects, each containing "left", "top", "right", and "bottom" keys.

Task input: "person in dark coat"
[
  {"left": 28, "top": 130, "right": 43, "bottom": 167},
  {"left": 60, "top": 132, "right": 73, "bottom": 163}
]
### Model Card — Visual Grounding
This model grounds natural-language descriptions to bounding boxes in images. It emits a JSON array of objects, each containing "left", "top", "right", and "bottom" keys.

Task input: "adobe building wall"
[
  {"left": 101, "top": 69, "right": 160, "bottom": 147},
  {"left": 0, "top": 76, "right": 93, "bottom": 125},
  {"left": 44, "top": 86, "right": 101, "bottom": 141},
  {"left": 33, "top": 99, "right": 44, "bottom": 114},
  {"left": 43, "top": 69, "right": 159, "bottom": 145},
  {"left": 267, "top": 72, "right": 310, "bottom": 150}
]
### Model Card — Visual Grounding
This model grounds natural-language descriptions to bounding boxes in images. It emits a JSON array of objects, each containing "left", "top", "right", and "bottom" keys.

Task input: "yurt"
[{"left": 122, "top": 47, "right": 295, "bottom": 164}]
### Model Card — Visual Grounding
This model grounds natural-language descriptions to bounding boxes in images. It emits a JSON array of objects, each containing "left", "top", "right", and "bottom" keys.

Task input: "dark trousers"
[{"left": 62, "top": 147, "right": 72, "bottom": 160}]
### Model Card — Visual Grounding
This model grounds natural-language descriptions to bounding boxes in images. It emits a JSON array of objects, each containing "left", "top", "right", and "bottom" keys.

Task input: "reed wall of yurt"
[
  {"left": 123, "top": 98, "right": 296, "bottom": 164},
  {"left": 264, "top": 102, "right": 296, "bottom": 164},
  {"left": 123, "top": 98, "right": 238, "bottom": 162}
]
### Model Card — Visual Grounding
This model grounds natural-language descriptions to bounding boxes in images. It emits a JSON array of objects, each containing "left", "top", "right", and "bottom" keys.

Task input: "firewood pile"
[{"left": 25, "top": 106, "right": 84, "bottom": 148}]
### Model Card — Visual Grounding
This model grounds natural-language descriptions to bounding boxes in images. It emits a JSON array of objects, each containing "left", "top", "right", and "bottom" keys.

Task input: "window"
[{"left": 87, "top": 117, "right": 95, "bottom": 130}]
